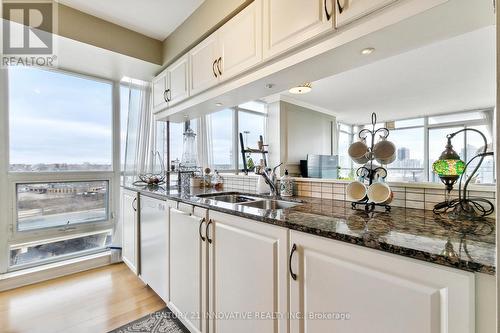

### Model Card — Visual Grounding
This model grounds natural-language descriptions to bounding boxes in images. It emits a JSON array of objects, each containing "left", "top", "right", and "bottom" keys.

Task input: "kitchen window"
[
  {"left": 208, "top": 109, "right": 234, "bottom": 170},
  {"left": 386, "top": 127, "right": 425, "bottom": 182},
  {"left": 238, "top": 106, "right": 267, "bottom": 170},
  {"left": 338, "top": 123, "right": 353, "bottom": 179},
  {"left": 345, "top": 109, "right": 495, "bottom": 184},
  {"left": 8, "top": 67, "right": 112, "bottom": 172},
  {"left": 4, "top": 67, "right": 117, "bottom": 271},
  {"left": 16, "top": 181, "right": 109, "bottom": 232},
  {"left": 166, "top": 101, "right": 267, "bottom": 173}
]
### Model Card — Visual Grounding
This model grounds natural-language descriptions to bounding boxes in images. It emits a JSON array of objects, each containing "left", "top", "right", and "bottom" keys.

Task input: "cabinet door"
[
  {"left": 335, "top": 0, "right": 397, "bottom": 27},
  {"left": 169, "top": 208, "right": 207, "bottom": 333},
  {"left": 263, "top": 0, "right": 333, "bottom": 59},
  {"left": 152, "top": 71, "right": 168, "bottom": 112},
  {"left": 289, "top": 231, "right": 474, "bottom": 333},
  {"left": 139, "top": 196, "right": 168, "bottom": 301},
  {"left": 121, "top": 189, "right": 138, "bottom": 274},
  {"left": 217, "top": 0, "right": 262, "bottom": 81},
  {"left": 189, "top": 33, "right": 219, "bottom": 96},
  {"left": 208, "top": 211, "right": 288, "bottom": 333},
  {"left": 168, "top": 55, "right": 190, "bottom": 106}
]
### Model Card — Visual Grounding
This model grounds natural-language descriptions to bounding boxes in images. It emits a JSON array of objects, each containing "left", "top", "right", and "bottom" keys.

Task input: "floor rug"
[{"left": 108, "top": 307, "right": 189, "bottom": 333}]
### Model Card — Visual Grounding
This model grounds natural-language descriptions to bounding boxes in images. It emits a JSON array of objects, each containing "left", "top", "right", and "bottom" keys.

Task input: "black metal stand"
[
  {"left": 240, "top": 133, "right": 268, "bottom": 175},
  {"left": 350, "top": 113, "right": 392, "bottom": 213}
]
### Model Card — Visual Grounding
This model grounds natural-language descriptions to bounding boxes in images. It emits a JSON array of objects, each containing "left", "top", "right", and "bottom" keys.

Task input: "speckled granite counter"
[{"left": 126, "top": 185, "right": 496, "bottom": 275}]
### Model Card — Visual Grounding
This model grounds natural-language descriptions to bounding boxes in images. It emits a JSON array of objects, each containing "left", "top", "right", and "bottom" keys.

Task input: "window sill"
[{"left": 0, "top": 251, "right": 112, "bottom": 292}]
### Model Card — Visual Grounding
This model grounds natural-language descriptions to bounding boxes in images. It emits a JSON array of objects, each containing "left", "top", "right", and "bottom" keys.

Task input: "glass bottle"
[{"left": 181, "top": 126, "right": 198, "bottom": 168}]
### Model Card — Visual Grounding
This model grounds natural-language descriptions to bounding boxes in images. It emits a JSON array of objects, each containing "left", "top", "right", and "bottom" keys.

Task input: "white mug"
[
  {"left": 367, "top": 178, "right": 393, "bottom": 204},
  {"left": 346, "top": 180, "right": 367, "bottom": 202},
  {"left": 373, "top": 137, "right": 396, "bottom": 165},
  {"left": 348, "top": 139, "right": 369, "bottom": 164}
]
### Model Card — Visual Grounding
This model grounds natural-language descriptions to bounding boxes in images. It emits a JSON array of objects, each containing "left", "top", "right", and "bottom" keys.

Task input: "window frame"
[
  {"left": 1, "top": 67, "right": 120, "bottom": 272},
  {"left": 338, "top": 122, "right": 353, "bottom": 179}
]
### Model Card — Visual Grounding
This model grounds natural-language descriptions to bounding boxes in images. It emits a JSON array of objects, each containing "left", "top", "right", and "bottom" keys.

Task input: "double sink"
[{"left": 197, "top": 192, "right": 301, "bottom": 211}]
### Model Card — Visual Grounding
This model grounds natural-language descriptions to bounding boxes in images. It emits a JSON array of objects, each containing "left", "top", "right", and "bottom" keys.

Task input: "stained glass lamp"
[
  {"left": 432, "top": 129, "right": 494, "bottom": 220},
  {"left": 432, "top": 137, "right": 465, "bottom": 193}
]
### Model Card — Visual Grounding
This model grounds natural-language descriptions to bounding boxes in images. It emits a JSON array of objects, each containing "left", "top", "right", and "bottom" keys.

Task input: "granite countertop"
[{"left": 126, "top": 185, "right": 496, "bottom": 275}]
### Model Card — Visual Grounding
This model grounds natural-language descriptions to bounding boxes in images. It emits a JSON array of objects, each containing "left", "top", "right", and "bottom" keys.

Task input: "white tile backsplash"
[{"left": 220, "top": 175, "right": 495, "bottom": 214}]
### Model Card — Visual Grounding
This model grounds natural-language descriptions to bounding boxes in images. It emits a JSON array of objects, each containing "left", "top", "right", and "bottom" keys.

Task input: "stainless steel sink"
[
  {"left": 197, "top": 192, "right": 301, "bottom": 211},
  {"left": 197, "top": 193, "right": 261, "bottom": 204},
  {"left": 239, "top": 199, "right": 300, "bottom": 210}
]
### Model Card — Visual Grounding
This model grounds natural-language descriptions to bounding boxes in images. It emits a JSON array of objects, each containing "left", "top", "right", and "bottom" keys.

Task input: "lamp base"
[{"left": 448, "top": 201, "right": 479, "bottom": 221}]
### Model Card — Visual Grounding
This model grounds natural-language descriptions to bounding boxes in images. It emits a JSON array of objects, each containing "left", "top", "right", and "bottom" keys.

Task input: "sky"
[{"left": 9, "top": 67, "right": 112, "bottom": 165}]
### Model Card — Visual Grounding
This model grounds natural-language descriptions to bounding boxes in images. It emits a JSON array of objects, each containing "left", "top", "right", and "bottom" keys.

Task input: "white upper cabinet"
[
  {"left": 189, "top": 33, "right": 220, "bottom": 97},
  {"left": 217, "top": 0, "right": 263, "bottom": 81},
  {"left": 152, "top": 70, "right": 168, "bottom": 113},
  {"left": 263, "top": 0, "right": 334, "bottom": 59},
  {"left": 167, "top": 54, "right": 190, "bottom": 106},
  {"left": 289, "top": 231, "right": 474, "bottom": 333},
  {"left": 335, "top": 0, "right": 398, "bottom": 27}
]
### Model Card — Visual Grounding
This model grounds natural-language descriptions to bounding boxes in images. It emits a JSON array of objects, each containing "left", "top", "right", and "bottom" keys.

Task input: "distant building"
[{"left": 397, "top": 147, "right": 410, "bottom": 161}]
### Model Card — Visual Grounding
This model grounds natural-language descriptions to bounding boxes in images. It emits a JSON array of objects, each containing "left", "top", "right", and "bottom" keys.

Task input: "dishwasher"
[{"left": 140, "top": 195, "right": 169, "bottom": 302}]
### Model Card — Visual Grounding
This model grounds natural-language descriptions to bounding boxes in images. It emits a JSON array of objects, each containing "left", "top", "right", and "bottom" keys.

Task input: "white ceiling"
[
  {"left": 281, "top": 26, "right": 496, "bottom": 124},
  {"left": 56, "top": 0, "right": 205, "bottom": 40}
]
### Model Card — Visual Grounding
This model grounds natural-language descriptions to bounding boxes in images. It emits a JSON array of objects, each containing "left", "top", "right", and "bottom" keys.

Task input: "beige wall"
[
  {"left": 268, "top": 101, "right": 336, "bottom": 176},
  {"left": 58, "top": 4, "right": 162, "bottom": 65},
  {"left": 161, "top": 0, "right": 253, "bottom": 67}
]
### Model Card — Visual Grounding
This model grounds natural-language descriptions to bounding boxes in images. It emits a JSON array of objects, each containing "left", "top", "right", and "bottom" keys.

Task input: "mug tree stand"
[
  {"left": 351, "top": 165, "right": 392, "bottom": 213},
  {"left": 350, "top": 112, "right": 392, "bottom": 213}
]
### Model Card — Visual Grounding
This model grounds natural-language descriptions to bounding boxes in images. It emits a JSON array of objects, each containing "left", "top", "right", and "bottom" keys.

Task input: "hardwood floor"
[{"left": 0, "top": 263, "right": 165, "bottom": 333}]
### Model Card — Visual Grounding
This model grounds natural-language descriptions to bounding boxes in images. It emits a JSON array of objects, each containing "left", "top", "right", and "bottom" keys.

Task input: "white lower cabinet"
[
  {"left": 208, "top": 211, "right": 288, "bottom": 333},
  {"left": 169, "top": 208, "right": 475, "bottom": 333},
  {"left": 121, "top": 189, "right": 139, "bottom": 274},
  {"left": 289, "top": 230, "right": 475, "bottom": 333},
  {"left": 169, "top": 205, "right": 208, "bottom": 333}
]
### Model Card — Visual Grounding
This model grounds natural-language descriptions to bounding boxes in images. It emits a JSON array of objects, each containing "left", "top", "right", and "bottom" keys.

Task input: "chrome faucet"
[{"left": 260, "top": 162, "right": 283, "bottom": 197}]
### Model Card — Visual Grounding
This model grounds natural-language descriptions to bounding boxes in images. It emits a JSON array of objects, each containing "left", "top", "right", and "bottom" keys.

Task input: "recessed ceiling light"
[
  {"left": 289, "top": 83, "right": 312, "bottom": 94},
  {"left": 361, "top": 47, "right": 375, "bottom": 55},
  {"left": 215, "top": 102, "right": 223, "bottom": 107}
]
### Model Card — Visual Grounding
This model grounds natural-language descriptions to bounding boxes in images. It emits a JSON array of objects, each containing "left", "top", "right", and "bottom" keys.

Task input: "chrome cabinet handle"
[
  {"left": 212, "top": 59, "right": 218, "bottom": 78},
  {"left": 325, "top": 0, "right": 332, "bottom": 20},
  {"left": 337, "top": 0, "right": 344, "bottom": 14},
  {"left": 206, "top": 219, "right": 213, "bottom": 244},
  {"left": 132, "top": 197, "right": 137, "bottom": 212},
  {"left": 163, "top": 89, "right": 169, "bottom": 102},
  {"left": 199, "top": 218, "right": 206, "bottom": 242},
  {"left": 289, "top": 243, "right": 297, "bottom": 280},
  {"left": 217, "top": 57, "right": 222, "bottom": 76}
]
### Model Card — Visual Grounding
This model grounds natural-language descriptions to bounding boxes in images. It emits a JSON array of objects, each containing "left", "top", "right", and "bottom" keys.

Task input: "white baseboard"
[{"left": 0, "top": 251, "right": 113, "bottom": 292}]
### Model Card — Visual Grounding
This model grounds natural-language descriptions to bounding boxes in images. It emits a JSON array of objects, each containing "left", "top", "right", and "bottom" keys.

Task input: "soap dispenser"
[{"left": 280, "top": 169, "right": 294, "bottom": 197}]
